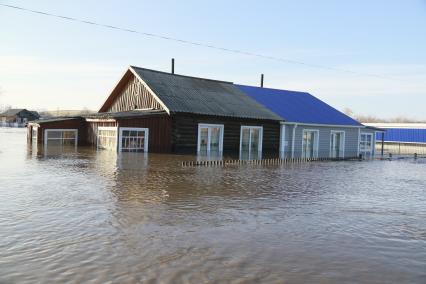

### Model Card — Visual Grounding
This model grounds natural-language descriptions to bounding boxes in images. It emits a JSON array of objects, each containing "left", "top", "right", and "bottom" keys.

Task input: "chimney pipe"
[
  {"left": 171, "top": 58, "right": 175, "bottom": 74},
  {"left": 260, "top": 74, "right": 264, "bottom": 88}
]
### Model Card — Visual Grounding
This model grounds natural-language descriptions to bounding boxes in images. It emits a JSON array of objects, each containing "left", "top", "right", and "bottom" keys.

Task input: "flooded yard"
[{"left": 0, "top": 128, "right": 425, "bottom": 283}]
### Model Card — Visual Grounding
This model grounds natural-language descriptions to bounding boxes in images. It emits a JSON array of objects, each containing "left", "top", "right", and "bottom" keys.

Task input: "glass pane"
[
  {"left": 47, "top": 139, "right": 61, "bottom": 146},
  {"left": 63, "top": 131, "right": 76, "bottom": 139},
  {"left": 63, "top": 139, "right": 76, "bottom": 146},
  {"left": 199, "top": 128, "right": 208, "bottom": 154},
  {"left": 210, "top": 127, "right": 220, "bottom": 154},
  {"left": 240, "top": 128, "right": 250, "bottom": 158},
  {"left": 47, "top": 131, "right": 62, "bottom": 139},
  {"left": 251, "top": 128, "right": 260, "bottom": 154},
  {"left": 303, "top": 131, "right": 315, "bottom": 158},
  {"left": 331, "top": 133, "right": 341, "bottom": 158}
]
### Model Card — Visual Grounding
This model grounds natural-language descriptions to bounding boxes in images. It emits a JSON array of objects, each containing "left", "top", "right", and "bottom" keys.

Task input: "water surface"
[{"left": 0, "top": 128, "right": 425, "bottom": 283}]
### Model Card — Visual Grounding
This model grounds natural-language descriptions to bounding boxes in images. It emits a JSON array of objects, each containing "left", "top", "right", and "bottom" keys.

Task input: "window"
[
  {"left": 97, "top": 127, "right": 118, "bottom": 150},
  {"left": 197, "top": 124, "right": 224, "bottom": 156},
  {"left": 119, "top": 127, "right": 149, "bottom": 152},
  {"left": 44, "top": 129, "right": 78, "bottom": 147},
  {"left": 302, "top": 129, "right": 319, "bottom": 158},
  {"left": 360, "top": 133, "right": 373, "bottom": 158},
  {"left": 240, "top": 126, "right": 263, "bottom": 160},
  {"left": 330, "top": 131, "right": 345, "bottom": 158}
]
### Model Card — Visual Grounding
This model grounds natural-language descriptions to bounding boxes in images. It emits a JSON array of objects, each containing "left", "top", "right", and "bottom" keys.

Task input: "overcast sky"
[{"left": 1, "top": 0, "right": 425, "bottom": 119}]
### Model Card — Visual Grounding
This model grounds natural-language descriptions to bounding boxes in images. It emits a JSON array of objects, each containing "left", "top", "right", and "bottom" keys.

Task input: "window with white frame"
[
  {"left": 97, "top": 127, "right": 117, "bottom": 150},
  {"left": 330, "top": 131, "right": 345, "bottom": 158},
  {"left": 359, "top": 133, "right": 373, "bottom": 158},
  {"left": 302, "top": 129, "right": 319, "bottom": 158},
  {"left": 240, "top": 126, "right": 263, "bottom": 160},
  {"left": 44, "top": 129, "right": 78, "bottom": 146},
  {"left": 119, "top": 127, "right": 149, "bottom": 152},
  {"left": 197, "top": 123, "right": 224, "bottom": 156}
]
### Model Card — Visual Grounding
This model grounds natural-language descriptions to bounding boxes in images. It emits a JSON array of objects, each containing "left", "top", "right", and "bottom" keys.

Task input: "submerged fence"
[
  {"left": 376, "top": 142, "right": 426, "bottom": 156},
  {"left": 181, "top": 157, "right": 358, "bottom": 167}
]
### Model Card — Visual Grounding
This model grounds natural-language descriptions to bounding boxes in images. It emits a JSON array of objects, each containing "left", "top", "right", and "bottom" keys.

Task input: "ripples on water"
[{"left": 0, "top": 128, "right": 425, "bottom": 283}]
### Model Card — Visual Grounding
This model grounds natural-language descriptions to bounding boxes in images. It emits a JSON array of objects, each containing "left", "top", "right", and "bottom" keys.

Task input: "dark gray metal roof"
[
  {"left": 130, "top": 66, "right": 281, "bottom": 121},
  {"left": 32, "top": 117, "right": 81, "bottom": 124},
  {"left": 0, "top": 108, "right": 25, "bottom": 116}
]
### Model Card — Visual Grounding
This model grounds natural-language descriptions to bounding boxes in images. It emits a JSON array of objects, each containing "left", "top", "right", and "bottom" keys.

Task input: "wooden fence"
[{"left": 181, "top": 157, "right": 356, "bottom": 167}]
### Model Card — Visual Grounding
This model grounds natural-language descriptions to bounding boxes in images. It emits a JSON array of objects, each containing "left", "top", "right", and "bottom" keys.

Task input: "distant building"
[
  {"left": 28, "top": 65, "right": 382, "bottom": 159},
  {"left": 365, "top": 123, "right": 426, "bottom": 155},
  {"left": 0, "top": 109, "right": 40, "bottom": 126}
]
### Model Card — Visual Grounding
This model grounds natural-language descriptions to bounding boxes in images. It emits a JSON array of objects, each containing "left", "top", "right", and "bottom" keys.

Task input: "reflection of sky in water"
[{"left": 1, "top": 128, "right": 426, "bottom": 283}]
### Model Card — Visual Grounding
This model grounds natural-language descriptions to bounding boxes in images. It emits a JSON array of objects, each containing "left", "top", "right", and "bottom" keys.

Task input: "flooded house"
[
  {"left": 238, "top": 85, "right": 380, "bottom": 159},
  {"left": 1, "top": 108, "right": 39, "bottom": 127},
  {"left": 28, "top": 65, "right": 380, "bottom": 159}
]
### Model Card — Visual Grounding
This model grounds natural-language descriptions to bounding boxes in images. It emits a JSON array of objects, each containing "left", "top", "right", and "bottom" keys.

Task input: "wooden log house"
[{"left": 28, "top": 64, "right": 383, "bottom": 159}]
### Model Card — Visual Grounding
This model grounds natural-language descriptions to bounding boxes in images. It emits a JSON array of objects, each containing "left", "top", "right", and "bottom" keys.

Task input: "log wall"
[{"left": 172, "top": 114, "right": 280, "bottom": 154}]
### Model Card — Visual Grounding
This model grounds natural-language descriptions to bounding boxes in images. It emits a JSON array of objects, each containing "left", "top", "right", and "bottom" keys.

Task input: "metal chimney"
[
  {"left": 171, "top": 58, "right": 175, "bottom": 74},
  {"left": 260, "top": 74, "right": 264, "bottom": 88}
]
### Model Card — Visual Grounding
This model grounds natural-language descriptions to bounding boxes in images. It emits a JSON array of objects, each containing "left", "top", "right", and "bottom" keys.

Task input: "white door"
[
  {"left": 240, "top": 126, "right": 263, "bottom": 160},
  {"left": 360, "top": 133, "right": 373, "bottom": 158},
  {"left": 302, "top": 130, "right": 319, "bottom": 158},
  {"left": 97, "top": 127, "right": 118, "bottom": 150},
  {"left": 330, "top": 131, "right": 345, "bottom": 158},
  {"left": 197, "top": 124, "right": 224, "bottom": 156}
]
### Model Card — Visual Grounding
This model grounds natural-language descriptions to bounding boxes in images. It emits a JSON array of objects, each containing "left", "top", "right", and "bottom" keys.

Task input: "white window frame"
[
  {"left": 279, "top": 124, "right": 286, "bottom": 157},
  {"left": 97, "top": 126, "right": 118, "bottom": 150},
  {"left": 44, "top": 129, "right": 78, "bottom": 147},
  {"left": 359, "top": 132, "right": 374, "bottom": 158},
  {"left": 118, "top": 127, "right": 149, "bottom": 153},
  {"left": 197, "top": 123, "right": 224, "bottom": 155},
  {"left": 239, "top": 126, "right": 263, "bottom": 159},
  {"left": 330, "top": 130, "right": 346, "bottom": 158},
  {"left": 302, "top": 129, "right": 319, "bottom": 158}
]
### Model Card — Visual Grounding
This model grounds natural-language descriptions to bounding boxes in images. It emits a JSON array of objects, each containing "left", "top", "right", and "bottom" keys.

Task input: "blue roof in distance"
[{"left": 237, "top": 85, "right": 362, "bottom": 126}]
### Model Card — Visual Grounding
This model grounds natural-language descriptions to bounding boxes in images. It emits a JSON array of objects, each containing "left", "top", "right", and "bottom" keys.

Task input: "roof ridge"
[
  {"left": 130, "top": 65, "right": 233, "bottom": 84},
  {"left": 236, "top": 84, "right": 310, "bottom": 95}
]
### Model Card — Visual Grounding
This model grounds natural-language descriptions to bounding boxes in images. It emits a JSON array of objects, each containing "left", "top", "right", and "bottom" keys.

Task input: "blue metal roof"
[
  {"left": 237, "top": 85, "right": 362, "bottom": 126},
  {"left": 375, "top": 128, "right": 426, "bottom": 143}
]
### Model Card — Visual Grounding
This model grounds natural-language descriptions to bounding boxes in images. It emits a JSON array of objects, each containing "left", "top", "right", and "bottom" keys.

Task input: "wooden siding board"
[
  {"left": 35, "top": 119, "right": 86, "bottom": 145},
  {"left": 117, "top": 115, "right": 172, "bottom": 153},
  {"left": 108, "top": 75, "right": 163, "bottom": 112}
]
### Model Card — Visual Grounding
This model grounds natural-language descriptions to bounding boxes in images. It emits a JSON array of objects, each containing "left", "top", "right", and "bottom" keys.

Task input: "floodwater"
[{"left": 0, "top": 128, "right": 425, "bottom": 284}]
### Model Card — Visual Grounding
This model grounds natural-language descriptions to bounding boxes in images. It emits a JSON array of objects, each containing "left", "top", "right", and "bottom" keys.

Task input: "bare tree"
[
  {"left": 343, "top": 107, "right": 354, "bottom": 118},
  {"left": 343, "top": 107, "right": 426, "bottom": 123}
]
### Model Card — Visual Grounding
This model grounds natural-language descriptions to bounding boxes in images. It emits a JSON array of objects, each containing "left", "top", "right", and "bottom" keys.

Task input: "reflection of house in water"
[{"left": 28, "top": 64, "right": 383, "bottom": 159}]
